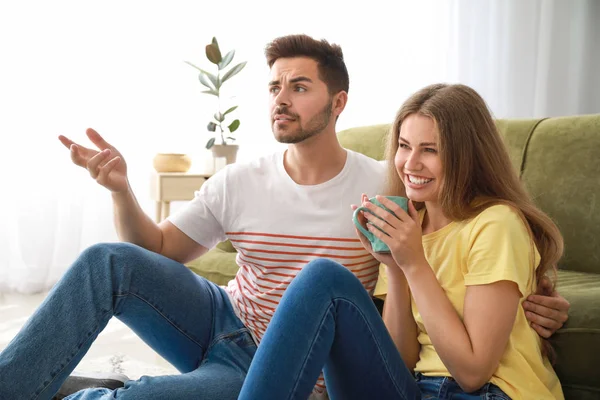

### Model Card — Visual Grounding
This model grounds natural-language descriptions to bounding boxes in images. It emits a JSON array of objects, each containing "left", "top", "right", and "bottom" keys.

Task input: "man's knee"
[{"left": 74, "top": 242, "right": 147, "bottom": 277}]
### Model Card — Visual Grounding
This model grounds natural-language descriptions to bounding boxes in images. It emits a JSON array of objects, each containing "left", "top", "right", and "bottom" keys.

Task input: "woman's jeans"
[
  {"left": 0, "top": 243, "right": 257, "bottom": 400},
  {"left": 238, "top": 258, "right": 510, "bottom": 400}
]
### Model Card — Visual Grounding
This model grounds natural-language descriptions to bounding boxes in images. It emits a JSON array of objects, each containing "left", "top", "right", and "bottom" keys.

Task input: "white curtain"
[
  {"left": 2, "top": 0, "right": 597, "bottom": 294},
  {"left": 0, "top": 0, "right": 449, "bottom": 294},
  {"left": 446, "top": 0, "right": 600, "bottom": 118}
]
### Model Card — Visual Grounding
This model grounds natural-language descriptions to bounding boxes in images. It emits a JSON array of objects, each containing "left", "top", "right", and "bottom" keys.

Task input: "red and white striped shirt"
[{"left": 170, "top": 150, "right": 386, "bottom": 398}]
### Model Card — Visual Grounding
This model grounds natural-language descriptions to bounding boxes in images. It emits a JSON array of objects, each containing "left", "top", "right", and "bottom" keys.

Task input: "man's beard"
[{"left": 273, "top": 101, "right": 333, "bottom": 144}]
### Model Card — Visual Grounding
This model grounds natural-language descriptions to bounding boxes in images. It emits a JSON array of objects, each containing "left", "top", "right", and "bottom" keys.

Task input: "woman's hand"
[
  {"left": 358, "top": 194, "right": 426, "bottom": 271},
  {"left": 352, "top": 194, "right": 400, "bottom": 269}
]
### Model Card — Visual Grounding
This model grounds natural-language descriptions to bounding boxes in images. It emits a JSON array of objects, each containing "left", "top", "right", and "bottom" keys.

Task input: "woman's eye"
[
  {"left": 424, "top": 148, "right": 437, "bottom": 153},
  {"left": 399, "top": 143, "right": 410, "bottom": 149}
]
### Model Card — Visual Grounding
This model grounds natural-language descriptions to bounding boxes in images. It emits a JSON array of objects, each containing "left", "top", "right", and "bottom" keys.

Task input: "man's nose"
[{"left": 274, "top": 87, "right": 290, "bottom": 106}]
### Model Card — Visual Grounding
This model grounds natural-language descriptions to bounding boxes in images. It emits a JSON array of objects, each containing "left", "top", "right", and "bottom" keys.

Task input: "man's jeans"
[{"left": 0, "top": 243, "right": 257, "bottom": 400}]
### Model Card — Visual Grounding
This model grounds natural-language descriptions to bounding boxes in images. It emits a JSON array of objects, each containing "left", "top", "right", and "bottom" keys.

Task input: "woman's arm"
[
  {"left": 361, "top": 197, "right": 524, "bottom": 392},
  {"left": 404, "top": 264, "right": 520, "bottom": 392},
  {"left": 352, "top": 198, "right": 420, "bottom": 370},
  {"left": 382, "top": 266, "right": 420, "bottom": 371}
]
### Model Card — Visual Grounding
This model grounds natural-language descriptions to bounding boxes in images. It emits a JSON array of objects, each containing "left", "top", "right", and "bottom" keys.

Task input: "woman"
[{"left": 238, "top": 84, "right": 564, "bottom": 399}]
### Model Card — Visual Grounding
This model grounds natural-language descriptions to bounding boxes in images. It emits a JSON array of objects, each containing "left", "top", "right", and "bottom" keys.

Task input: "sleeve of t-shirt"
[
  {"left": 464, "top": 205, "right": 538, "bottom": 297},
  {"left": 167, "top": 169, "right": 228, "bottom": 250}
]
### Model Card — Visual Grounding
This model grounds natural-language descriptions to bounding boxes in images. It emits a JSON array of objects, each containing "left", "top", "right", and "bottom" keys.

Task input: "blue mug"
[{"left": 352, "top": 196, "right": 409, "bottom": 253}]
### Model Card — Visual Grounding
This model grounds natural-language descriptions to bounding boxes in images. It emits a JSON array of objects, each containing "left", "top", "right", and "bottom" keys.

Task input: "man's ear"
[{"left": 332, "top": 91, "right": 348, "bottom": 118}]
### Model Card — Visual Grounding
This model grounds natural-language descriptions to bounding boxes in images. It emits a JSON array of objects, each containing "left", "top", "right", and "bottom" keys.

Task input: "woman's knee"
[{"left": 294, "top": 259, "right": 361, "bottom": 292}]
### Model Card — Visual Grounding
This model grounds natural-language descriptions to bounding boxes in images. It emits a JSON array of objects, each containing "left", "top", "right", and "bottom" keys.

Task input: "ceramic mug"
[{"left": 352, "top": 196, "right": 409, "bottom": 253}]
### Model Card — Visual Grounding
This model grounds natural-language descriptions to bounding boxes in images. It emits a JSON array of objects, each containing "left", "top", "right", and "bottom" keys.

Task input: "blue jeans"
[
  {"left": 0, "top": 243, "right": 257, "bottom": 400},
  {"left": 416, "top": 374, "right": 510, "bottom": 399},
  {"left": 238, "top": 259, "right": 510, "bottom": 400}
]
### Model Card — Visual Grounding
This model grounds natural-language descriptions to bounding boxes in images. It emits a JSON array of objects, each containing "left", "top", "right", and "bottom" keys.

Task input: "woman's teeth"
[{"left": 408, "top": 175, "right": 433, "bottom": 185}]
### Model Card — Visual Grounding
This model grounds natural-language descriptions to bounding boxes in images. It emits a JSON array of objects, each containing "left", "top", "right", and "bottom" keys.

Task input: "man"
[{"left": 0, "top": 34, "right": 569, "bottom": 400}]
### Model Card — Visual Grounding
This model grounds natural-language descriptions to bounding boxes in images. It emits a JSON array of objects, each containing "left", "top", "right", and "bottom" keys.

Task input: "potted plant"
[{"left": 185, "top": 37, "right": 247, "bottom": 165}]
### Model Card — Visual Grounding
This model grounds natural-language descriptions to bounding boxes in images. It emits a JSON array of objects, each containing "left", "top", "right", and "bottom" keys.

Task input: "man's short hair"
[{"left": 265, "top": 34, "right": 349, "bottom": 95}]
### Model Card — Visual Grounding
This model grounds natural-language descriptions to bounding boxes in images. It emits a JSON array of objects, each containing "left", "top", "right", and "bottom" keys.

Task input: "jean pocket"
[{"left": 485, "top": 384, "right": 511, "bottom": 400}]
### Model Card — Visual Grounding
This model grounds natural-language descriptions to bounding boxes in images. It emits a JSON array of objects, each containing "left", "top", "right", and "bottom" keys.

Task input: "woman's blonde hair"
[{"left": 386, "top": 83, "right": 563, "bottom": 358}]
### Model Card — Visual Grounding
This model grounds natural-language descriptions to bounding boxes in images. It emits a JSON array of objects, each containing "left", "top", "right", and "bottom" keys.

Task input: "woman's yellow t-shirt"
[{"left": 374, "top": 205, "right": 563, "bottom": 399}]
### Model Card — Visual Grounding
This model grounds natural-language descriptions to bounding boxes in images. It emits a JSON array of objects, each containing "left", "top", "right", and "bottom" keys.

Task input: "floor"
[{"left": 0, "top": 291, "right": 178, "bottom": 380}]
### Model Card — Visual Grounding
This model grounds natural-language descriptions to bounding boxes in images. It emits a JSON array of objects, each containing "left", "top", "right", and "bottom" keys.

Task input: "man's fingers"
[
  {"left": 96, "top": 156, "right": 121, "bottom": 185},
  {"left": 69, "top": 145, "right": 88, "bottom": 168},
  {"left": 525, "top": 311, "right": 563, "bottom": 331},
  {"left": 523, "top": 299, "right": 568, "bottom": 325},
  {"left": 86, "top": 128, "right": 114, "bottom": 151},
  {"left": 526, "top": 294, "right": 570, "bottom": 312},
  {"left": 87, "top": 149, "right": 111, "bottom": 178},
  {"left": 58, "top": 135, "right": 75, "bottom": 149},
  {"left": 530, "top": 322, "right": 553, "bottom": 339}
]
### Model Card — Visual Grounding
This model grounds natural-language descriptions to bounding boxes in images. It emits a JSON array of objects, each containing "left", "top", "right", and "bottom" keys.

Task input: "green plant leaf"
[
  {"left": 214, "top": 112, "right": 224, "bottom": 122},
  {"left": 207, "top": 73, "right": 220, "bottom": 90},
  {"left": 202, "top": 89, "right": 219, "bottom": 97},
  {"left": 184, "top": 61, "right": 211, "bottom": 76},
  {"left": 206, "top": 43, "right": 222, "bottom": 65},
  {"left": 206, "top": 137, "right": 216, "bottom": 149},
  {"left": 219, "top": 50, "right": 235, "bottom": 70},
  {"left": 221, "top": 62, "right": 247, "bottom": 83},
  {"left": 228, "top": 119, "right": 240, "bottom": 133},
  {"left": 223, "top": 105, "right": 238, "bottom": 116},
  {"left": 207, "top": 122, "right": 217, "bottom": 132},
  {"left": 198, "top": 73, "right": 215, "bottom": 90}
]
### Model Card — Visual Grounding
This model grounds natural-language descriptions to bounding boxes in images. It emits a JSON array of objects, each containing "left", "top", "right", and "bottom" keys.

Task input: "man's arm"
[
  {"left": 60, "top": 128, "right": 209, "bottom": 263},
  {"left": 112, "top": 188, "right": 208, "bottom": 264}
]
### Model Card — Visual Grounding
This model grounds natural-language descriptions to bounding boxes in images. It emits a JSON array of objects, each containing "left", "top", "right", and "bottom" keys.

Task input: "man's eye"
[
  {"left": 269, "top": 87, "right": 280, "bottom": 94},
  {"left": 295, "top": 86, "right": 306, "bottom": 92}
]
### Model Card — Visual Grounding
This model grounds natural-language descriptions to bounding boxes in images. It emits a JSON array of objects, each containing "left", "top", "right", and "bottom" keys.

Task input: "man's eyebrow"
[
  {"left": 268, "top": 76, "right": 313, "bottom": 86},
  {"left": 399, "top": 136, "right": 438, "bottom": 146},
  {"left": 290, "top": 76, "right": 313, "bottom": 84}
]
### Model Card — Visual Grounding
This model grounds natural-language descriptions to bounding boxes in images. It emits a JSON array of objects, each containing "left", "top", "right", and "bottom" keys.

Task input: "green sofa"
[{"left": 187, "top": 114, "right": 600, "bottom": 399}]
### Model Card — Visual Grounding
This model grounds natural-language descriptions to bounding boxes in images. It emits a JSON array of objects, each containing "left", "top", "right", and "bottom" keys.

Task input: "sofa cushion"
[
  {"left": 494, "top": 118, "right": 544, "bottom": 172},
  {"left": 552, "top": 269, "right": 600, "bottom": 399},
  {"left": 337, "top": 124, "right": 390, "bottom": 161},
  {"left": 186, "top": 247, "right": 238, "bottom": 287},
  {"left": 519, "top": 115, "right": 600, "bottom": 274},
  {"left": 215, "top": 240, "right": 236, "bottom": 253}
]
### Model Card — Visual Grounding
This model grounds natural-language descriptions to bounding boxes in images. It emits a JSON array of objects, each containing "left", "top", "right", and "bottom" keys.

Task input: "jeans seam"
[
  {"left": 287, "top": 301, "right": 332, "bottom": 399},
  {"left": 287, "top": 298, "right": 411, "bottom": 400},
  {"left": 332, "top": 297, "right": 412, "bottom": 400},
  {"left": 118, "top": 291, "right": 206, "bottom": 351},
  {"left": 33, "top": 308, "right": 112, "bottom": 400},
  {"left": 203, "top": 327, "right": 254, "bottom": 358}
]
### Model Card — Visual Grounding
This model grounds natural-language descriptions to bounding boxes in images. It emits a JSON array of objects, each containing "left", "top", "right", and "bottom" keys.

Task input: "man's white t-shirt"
[{"left": 169, "top": 149, "right": 386, "bottom": 396}]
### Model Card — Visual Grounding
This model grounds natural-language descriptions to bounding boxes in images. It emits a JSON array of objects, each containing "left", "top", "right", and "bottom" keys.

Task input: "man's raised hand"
[{"left": 59, "top": 128, "right": 129, "bottom": 193}]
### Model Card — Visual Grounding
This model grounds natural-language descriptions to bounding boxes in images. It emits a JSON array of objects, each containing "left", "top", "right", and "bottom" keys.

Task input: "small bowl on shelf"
[{"left": 153, "top": 153, "right": 192, "bottom": 173}]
